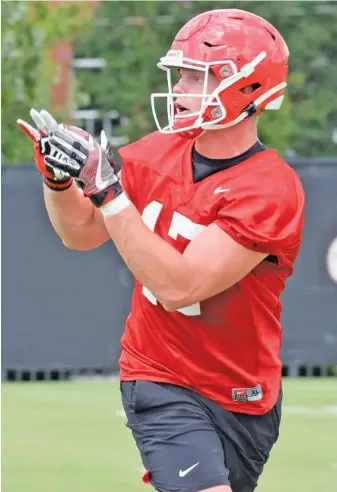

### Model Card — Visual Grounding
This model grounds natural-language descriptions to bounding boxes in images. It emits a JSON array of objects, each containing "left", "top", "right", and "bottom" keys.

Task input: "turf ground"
[{"left": 2, "top": 378, "right": 337, "bottom": 492}]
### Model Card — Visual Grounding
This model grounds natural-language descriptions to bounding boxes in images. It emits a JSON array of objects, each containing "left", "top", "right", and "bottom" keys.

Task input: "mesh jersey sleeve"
[{"left": 214, "top": 182, "right": 304, "bottom": 255}]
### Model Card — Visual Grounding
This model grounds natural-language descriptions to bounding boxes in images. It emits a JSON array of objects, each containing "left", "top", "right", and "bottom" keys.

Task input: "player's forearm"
[
  {"left": 103, "top": 203, "right": 192, "bottom": 307},
  {"left": 43, "top": 181, "right": 109, "bottom": 250}
]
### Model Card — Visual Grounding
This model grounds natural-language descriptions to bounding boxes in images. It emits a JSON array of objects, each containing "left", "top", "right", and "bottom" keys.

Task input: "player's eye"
[{"left": 191, "top": 73, "right": 204, "bottom": 84}]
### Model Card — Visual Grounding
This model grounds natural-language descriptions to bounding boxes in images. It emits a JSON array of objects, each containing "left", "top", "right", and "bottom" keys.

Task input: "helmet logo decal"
[{"left": 166, "top": 50, "right": 184, "bottom": 60}]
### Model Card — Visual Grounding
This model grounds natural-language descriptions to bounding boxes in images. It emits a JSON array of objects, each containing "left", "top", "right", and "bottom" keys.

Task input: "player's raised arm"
[
  {"left": 42, "top": 180, "right": 110, "bottom": 251},
  {"left": 17, "top": 110, "right": 110, "bottom": 250}
]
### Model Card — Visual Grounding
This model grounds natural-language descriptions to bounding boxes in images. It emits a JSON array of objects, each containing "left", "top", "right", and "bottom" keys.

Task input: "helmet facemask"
[
  {"left": 151, "top": 58, "right": 228, "bottom": 135},
  {"left": 151, "top": 50, "right": 286, "bottom": 138}
]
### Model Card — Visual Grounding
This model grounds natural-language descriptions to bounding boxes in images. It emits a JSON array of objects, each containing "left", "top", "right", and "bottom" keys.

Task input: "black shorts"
[{"left": 120, "top": 381, "right": 281, "bottom": 492}]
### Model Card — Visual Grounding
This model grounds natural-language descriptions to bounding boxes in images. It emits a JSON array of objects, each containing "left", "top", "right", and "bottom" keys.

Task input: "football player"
[{"left": 18, "top": 9, "right": 305, "bottom": 492}]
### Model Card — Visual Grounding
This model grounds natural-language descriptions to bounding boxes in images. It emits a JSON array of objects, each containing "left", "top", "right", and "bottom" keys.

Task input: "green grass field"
[{"left": 2, "top": 378, "right": 337, "bottom": 492}]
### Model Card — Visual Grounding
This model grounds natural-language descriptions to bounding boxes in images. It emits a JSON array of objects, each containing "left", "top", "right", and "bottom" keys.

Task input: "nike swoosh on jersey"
[
  {"left": 178, "top": 462, "right": 200, "bottom": 478},
  {"left": 214, "top": 187, "right": 230, "bottom": 194}
]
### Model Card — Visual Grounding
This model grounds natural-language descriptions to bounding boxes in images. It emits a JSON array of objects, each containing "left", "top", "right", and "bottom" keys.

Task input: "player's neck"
[{"left": 194, "top": 117, "right": 259, "bottom": 160}]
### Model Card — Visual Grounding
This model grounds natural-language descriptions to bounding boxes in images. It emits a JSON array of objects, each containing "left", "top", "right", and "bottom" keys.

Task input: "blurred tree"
[
  {"left": 235, "top": 0, "right": 337, "bottom": 157},
  {"left": 75, "top": 0, "right": 337, "bottom": 157},
  {"left": 75, "top": 1, "right": 188, "bottom": 142},
  {"left": 1, "top": 1, "right": 92, "bottom": 164}
]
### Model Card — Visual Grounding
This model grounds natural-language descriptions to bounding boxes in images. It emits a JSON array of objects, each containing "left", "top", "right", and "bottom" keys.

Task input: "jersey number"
[{"left": 141, "top": 201, "right": 205, "bottom": 316}]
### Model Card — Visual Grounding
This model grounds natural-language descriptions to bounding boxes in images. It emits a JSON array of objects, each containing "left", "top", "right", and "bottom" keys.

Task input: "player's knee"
[{"left": 198, "top": 486, "right": 232, "bottom": 492}]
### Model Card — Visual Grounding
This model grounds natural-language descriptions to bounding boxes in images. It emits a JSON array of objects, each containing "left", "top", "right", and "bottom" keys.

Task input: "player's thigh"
[
  {"left": 215, "top": 393, "right": 282, "bottom": 492},
  {"left": 120, "top": 381, "right": 230, "bottom": 492}
]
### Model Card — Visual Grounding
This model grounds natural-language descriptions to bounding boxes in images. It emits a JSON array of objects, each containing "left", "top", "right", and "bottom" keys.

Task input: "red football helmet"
[{"left": 151, "top": 9, "right": 289, "bottom": 138}]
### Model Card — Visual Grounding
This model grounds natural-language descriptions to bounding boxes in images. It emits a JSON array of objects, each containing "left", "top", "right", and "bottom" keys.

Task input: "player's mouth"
[{"left": 175, "top": 103, "right": 191, "bottom": 116}]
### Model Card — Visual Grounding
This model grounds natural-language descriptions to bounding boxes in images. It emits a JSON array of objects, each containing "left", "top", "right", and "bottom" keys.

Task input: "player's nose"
[{"left": 172, "top": 76, "right": 186, "bottom": 95}]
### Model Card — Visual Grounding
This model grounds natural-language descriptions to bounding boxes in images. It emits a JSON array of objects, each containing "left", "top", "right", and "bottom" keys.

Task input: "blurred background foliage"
[
  {"left": 1, "top": 1, "right": 92, "bottom": 163},
  {"left": 2, "top": 0, "right": 337, "bottom": 163}
]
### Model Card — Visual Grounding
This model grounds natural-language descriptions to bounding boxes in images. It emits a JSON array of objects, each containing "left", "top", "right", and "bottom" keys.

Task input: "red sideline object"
[{"left": 142, "top": 469, "right": 151, "bottom": 484}]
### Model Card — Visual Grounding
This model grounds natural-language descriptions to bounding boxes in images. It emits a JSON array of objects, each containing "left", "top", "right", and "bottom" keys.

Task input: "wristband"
[
  {"left": 100, "top": 192, "right": 131, "bottom": 217},
  {"left": 44, "top": 177, "right": 73, "bottom": 192}
]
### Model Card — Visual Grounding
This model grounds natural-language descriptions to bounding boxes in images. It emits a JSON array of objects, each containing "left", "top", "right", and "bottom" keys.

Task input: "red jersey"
[{"left": 118, "top": 131, "right": 305, "bottom": 415}]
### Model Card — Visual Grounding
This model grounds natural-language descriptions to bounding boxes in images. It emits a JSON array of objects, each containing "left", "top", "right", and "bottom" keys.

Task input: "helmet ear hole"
[{"left": 240, "top": 83, "right": 261, "bottom": 95}]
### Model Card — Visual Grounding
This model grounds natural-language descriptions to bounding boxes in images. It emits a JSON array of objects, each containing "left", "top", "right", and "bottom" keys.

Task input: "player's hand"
[
  {"left": 45, "top": 125, "right": 124, "bottom": 208},
  {"left": 17, "top": 109, "right": 73, "bottom": 191}
]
